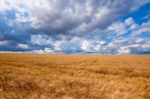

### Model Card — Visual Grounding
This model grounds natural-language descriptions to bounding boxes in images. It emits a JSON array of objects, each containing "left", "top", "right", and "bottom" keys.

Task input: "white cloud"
[
  {"left": 80, "top": 40, "right": 107, "bottom": 52},
  {"left": 31, "top": 35, "right": 52, "bottom": 45},
  {"left": 107, "top": 17, "right": 150, "bottom": 38},
  {"left": 52, "top": 37, "right": 81, "bottom": 53},
  {"left": 108, "top": 22, "right": 127, "bottom": 36},
  {"left": 1, "top": 0, "right": 148, "bottom": 35},
  {"left": 53, "top": 41, "right": 63, "bottom": 51},
  {"left": 32, "top": 48, "right": 54, "bottom": 54},
  {"left": 110, "top": 37, "right": 150, "bottom": 54},
  {"left": 0, "top": 0, "right": 27, "bottom": 13},
  {"left": 0, "top": 1, "right": 8, "bottom": 12},
  {"left": 125, "top": 17, "right": 135, "bottom": 26},
  {"left": 125, "top": 17, "right": 139, "bottom": 30},
  {"left": 0, "top": 40, "right": 10, "bottom": 46},
  {"left": 107, "top": 17, "right": 140, "bottom": 36},
  {"left": 118, "top": 46, "right": 131, "bottom": 54},
  {"left": 81, "top": 40, "right": 93, "bottom": 52},
  {"left": 132, "top": 20, "right": 150, "bottom": 36},
  {"left": 17, "top": 43, "right": 29, "bottom": 49},
  {"left": 0, "top": 0, "right": 150, "bottom": 54}
]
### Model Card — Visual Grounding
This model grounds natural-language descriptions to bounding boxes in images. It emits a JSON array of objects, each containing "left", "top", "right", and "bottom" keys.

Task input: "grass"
[{"left": 0, "top": 53, "right": 150, "bottom": 99}]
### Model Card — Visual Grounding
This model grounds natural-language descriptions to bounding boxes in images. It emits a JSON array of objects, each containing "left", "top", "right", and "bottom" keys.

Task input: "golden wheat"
[{"left": 0, "top": 54, "right": 150, "bottom": 99}]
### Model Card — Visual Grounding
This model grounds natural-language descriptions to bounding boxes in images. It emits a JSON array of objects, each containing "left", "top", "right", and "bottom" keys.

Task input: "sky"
[{"left": 0, "top": 0, "right": 150, "bottom": 54}]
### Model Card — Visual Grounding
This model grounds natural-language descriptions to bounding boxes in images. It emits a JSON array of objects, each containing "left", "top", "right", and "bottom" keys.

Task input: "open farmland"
[{"left": 0, "top": 54, "right": 150, "bottom": 99}]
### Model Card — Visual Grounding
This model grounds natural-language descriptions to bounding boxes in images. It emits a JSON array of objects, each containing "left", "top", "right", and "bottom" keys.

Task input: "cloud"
[
  {"left": 118, "top": 46, "right": 131, "bottom": 54},
  {"left": 0, "top": 0, "right": 150, "bottom": 54},
  {"left": 1, "top": 0, "right": 148, "bottom": 35},
  {"left": 107, "top": 17, "right": 141, "bottom": 36},
  {"left": 17, "top": 43, "right": 29, "bottom": 49},
  {"left": 80, "top": 40, "right": 107, "bottom": 53},
  {"left": 108, "top": 22, "right": 127, "bottom": 36},
  {"left": 118, "top": 44, "right": 150, "bottom": 54},
  {"left": 31, "top": 34, "right": 52, "bottom": 45},
  {"left": 110, "top": 37, "right": 150, "bottom": 54},
  {"left": 0, "top": 40, "right": 10, "bottom": 46},
  {"left": 32, "top": 48, "right": 54, "bottom": 54},
  {"left": 125, "top": 17, "right": 139, "bottom": 30},
  {"left": 132, "top": 20, "right": 150, "bottom": 36}
]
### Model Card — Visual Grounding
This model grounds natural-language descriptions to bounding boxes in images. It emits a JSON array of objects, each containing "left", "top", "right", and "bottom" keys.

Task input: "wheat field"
[{"left": 0, "top": 54, "right": 150, "bottom": 99}]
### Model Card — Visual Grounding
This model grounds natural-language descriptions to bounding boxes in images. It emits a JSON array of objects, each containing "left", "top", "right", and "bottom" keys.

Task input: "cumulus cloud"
[
  {"left": 32, "top": 48, "right": 54, "bottom": 54},
  {"left": 31, "top": 35, "right": 52, "bottom": 45},
  {"left": 1, "top": 0, "right": 149, "bottom": 34},
  {"left": 132, "top": 20, "right": 150, "bottom": 36},
  {"left": 17, "top": 43, "right": 29, "bottom": 49},
  {"left": 80, "top": 40, "right": 107, "bottom": 53},
  {"left": 118, "top": 46, "right": 131, "bottom": 54},
  {"left": 0, "top": 40, "right": 10, "bottom": 46},
  {"left": 0, "top": 0, "right": 150, "bottom": 54},
  {"left": 108, "top": 22, "right": 127, "bottom": 36},
  {"left": 110, "top": 37, "right": 150, "bottom": 54}
]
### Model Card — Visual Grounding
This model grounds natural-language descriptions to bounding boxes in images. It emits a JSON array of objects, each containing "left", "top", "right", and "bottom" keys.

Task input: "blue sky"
[{"left": 0, "top": 0, "right": 150, "bottom": 54}]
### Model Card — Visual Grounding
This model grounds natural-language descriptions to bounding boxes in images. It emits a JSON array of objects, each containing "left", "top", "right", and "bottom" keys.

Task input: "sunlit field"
[{"left": 0, "top": 54, "right": 150, "bottom": 99}]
